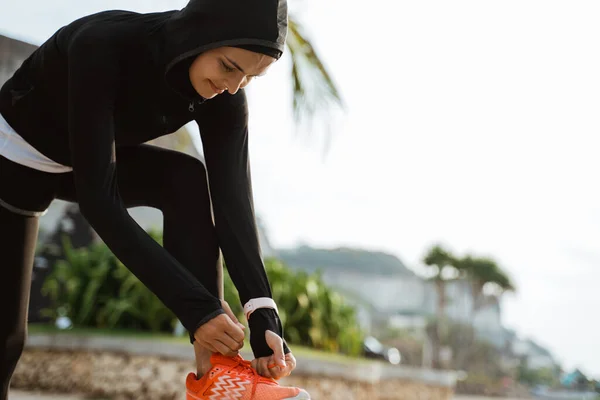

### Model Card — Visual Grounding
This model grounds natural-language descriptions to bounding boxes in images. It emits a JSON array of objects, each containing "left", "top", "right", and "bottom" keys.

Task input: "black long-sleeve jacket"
[{"left": 0, "top": 0, "right": 288, "bottom": 357}]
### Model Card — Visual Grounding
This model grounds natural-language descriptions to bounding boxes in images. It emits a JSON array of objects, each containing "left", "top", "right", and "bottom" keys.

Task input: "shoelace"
[{"left": 226, "top": 357, "right": 267, "bottom": 398}]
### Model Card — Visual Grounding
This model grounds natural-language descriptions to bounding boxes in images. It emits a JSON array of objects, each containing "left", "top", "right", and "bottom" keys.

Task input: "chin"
[
  {"left": 191, "top": 83, "right": 215, "bottom": 99},
  {"left": 197, "top": 86, "right": 217, "bottom": 99}
]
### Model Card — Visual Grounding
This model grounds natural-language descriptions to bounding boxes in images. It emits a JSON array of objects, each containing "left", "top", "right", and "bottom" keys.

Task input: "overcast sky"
[{"left": 1, "top": 0, "right": 598, "bottom": 377}]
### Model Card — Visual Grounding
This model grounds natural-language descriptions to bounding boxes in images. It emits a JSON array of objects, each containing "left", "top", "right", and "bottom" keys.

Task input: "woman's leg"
[
  {"left": 56, "top": 144, "right": 222, "bottom": 376},
  {"left": 0, "top": 155, "right": 59, "bottom": 400},
  {"left": 0, "top": 156, "right": 57, "bottom": 400},
  {"left": 0, "top": 208, "right": 40, "bottom": 400}
]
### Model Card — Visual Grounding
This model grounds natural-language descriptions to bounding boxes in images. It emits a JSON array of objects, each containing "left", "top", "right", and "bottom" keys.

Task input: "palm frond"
[{"left": 286, "top": 15, "right": 344, "bottom": 140}]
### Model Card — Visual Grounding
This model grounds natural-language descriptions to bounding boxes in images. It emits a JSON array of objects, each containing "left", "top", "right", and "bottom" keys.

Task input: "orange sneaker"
[{"left": 186, "top": 353, "right": 310, "bottom": 400}]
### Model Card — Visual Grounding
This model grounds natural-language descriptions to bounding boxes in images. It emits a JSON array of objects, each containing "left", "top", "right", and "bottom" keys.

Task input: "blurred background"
[{"left": 1, "top": 0, "right": 599, "bottom": 399}]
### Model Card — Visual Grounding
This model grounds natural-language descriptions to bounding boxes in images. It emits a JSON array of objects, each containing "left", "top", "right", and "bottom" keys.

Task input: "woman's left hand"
[{"left": 250, "top": 330, "right": 297, "bottom": 380}]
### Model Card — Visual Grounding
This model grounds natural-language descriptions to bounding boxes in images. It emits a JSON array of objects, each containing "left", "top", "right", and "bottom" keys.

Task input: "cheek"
[
  {"left": 188, "top": 64, "right": 203, "bottom": 87},
  {"left": 189, "top": 57, "right": 215, "bottom": 85}
]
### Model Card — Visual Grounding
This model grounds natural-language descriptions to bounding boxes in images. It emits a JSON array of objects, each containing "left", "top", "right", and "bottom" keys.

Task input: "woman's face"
[{"left": 189, "top": 46, "right": 276, "bottom": 99}]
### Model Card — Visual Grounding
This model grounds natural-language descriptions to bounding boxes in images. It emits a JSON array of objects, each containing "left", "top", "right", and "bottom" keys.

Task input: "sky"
[{"left": 1, "top": 0, "right": 599, "bottom": 377}]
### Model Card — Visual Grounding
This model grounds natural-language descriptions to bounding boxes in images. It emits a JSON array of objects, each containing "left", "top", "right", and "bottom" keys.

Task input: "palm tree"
[
  {"left": 285, "top": 16, "right": 344, "bottom": 133},
  {"left": 423, "top": 244, "right": 456, "bottom": 369},
  {"left": 458, "top": 255, "right": 515, "bottom": 319},
  {"left": 184, "top": 15, "right": 343, "bottom": 158},
  {"left": 453, "top": 254, "right": 515, "bottom": 368}
]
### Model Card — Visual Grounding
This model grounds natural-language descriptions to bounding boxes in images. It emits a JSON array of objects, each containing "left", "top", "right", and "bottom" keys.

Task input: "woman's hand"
[
  {"left": 194, "top": 300, "right": 246, "bottom": 357},
  {"left": 251, "top": 330, "right": 297, "bottom": 380}
]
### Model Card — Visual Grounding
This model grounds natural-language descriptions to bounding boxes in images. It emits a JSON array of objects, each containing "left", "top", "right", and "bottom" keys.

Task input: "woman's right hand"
[{"left": 194, "top": 303, "right": 246, "bottom": 357}]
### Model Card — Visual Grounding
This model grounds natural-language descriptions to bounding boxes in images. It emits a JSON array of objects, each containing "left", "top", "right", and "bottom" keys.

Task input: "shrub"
[
  {"left": 41, "top": 234, "right": 177, "bottom": 333},
  {"left": 42, "top": 233, "right": 364, "bottom": 356}
]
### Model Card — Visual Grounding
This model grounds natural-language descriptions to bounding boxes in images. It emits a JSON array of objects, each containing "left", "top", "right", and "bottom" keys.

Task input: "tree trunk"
[
  {"left": 456, "top": 283, "right": 482, "bottom": 370},
  {"left": 432, "top": 278, "right": 446, "bottom": 369}
]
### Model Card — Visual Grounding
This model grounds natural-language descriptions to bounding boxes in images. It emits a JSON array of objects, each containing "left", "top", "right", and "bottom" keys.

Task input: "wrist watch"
[{"left": 243, "top": 297, "right": 278, "bottom": 321}]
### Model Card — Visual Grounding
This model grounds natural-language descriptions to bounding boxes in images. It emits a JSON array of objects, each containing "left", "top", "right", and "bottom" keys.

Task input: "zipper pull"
[{"left": 188, "top": 101, "right": 195, "bottom": 112}]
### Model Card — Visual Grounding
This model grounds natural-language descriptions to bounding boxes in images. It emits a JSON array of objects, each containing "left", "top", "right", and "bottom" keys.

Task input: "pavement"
[
  {"left": 11, "top": 390, "right": 526, "bottom": 400},
  {"left": 10, "top": 391, "right": 86, "bottom": 400},
  {"left": 10, "top": 391, "right": 113, "bottom": 400},
  {"left": 455, "top": 397, "right": 525, "bottom": 400}
]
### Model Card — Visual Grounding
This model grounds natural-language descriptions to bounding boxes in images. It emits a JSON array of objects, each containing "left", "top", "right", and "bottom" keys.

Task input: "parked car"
[{"left": 363, "top": 336, "right": 401, "bottom": 365}]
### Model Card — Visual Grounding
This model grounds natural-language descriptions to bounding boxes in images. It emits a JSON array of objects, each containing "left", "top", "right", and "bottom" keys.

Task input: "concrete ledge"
[
  {"left": 26, "top": 332, "right": 459, "bottom": 387},
  {"left": 26, "top": 334, "right": 195, "bottom": 360}
]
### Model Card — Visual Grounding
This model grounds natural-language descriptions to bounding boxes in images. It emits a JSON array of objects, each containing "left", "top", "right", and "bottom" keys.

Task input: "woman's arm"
[
  {"left": 195, "top": 90, "right": 289, "bottom": 358},
  {"left": 66, "top": 25, "right": 224, "bottom": 334}
]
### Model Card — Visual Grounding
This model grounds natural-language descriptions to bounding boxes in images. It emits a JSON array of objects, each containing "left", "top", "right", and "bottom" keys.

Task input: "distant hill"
[{"left": 275, "top": 245, "right": 416, "bottom": 277}]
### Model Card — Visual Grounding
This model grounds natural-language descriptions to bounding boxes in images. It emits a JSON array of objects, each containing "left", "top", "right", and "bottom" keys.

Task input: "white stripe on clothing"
[{"left": 0, "top": 112, "right": 72, "bottom": 173}]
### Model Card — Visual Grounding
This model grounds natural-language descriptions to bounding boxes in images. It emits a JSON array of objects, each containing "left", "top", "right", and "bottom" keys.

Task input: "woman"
[{"left": 0, "top": 0, "right": 310, "bottom": 399}]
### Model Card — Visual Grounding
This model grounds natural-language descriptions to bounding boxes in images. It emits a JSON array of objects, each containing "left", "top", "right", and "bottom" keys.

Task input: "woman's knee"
[
  {"left": 164, "top": 154, "right": 211, "bottom": 208},
  {"left": 2, "top": 329, "right": 27, "bottom": 363}
]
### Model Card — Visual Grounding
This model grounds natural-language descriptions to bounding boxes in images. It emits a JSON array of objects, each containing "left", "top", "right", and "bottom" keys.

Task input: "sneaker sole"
[
  {"left": 187, "top": 389, "right": 310, "bottom": 400},
  {"left": 284, "top": 389, "right": 311, "bottom": 399}
]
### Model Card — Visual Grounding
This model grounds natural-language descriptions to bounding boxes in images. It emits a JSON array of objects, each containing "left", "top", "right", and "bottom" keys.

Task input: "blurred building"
[
  {"left": 281, "top": 245, "right": 560, "bottom": 369},
  {"left": 319, "top": 268, "right": 504, "bottom": 340},
  {"left": 0, "top": 34, "right": 36, "bottom": 82},
  {"left": 512, "top": 337, "right": 557, "bottom": 370}
]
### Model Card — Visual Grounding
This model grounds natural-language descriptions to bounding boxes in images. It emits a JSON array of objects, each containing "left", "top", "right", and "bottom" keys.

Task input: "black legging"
[{"left": 0, "top": 145, "right": 221, "bottom": 400}]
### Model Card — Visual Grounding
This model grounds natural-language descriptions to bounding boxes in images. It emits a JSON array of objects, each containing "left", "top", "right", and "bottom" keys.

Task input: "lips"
[{"left": 209, "top": 80, "right": 224, "bottom": 94}]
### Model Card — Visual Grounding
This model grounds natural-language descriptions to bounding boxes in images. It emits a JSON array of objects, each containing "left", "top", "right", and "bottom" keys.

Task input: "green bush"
[
  {"left": 41, "top": 233, "right": 177, "bottom": 333},
  {"left": 42, "top": 233, "right": 364, "bottom": 356},
  {"left": 261, "top": 258, "right": 363, "bottom": 355},
  {"left": 222, "top": 259, "right": 364, "bottom": 355}
]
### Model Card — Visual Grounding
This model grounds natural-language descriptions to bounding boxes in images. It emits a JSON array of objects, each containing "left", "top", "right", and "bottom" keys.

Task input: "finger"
[
  {"left": 216, "top": 334, "right": 244, "bottom": 353},
  {"left": 267, "top": 354, "right": 283, "bottom": 370},
  {"left": 281, "top": 362, "right": 294, "bottom": 378},
  {"left": 199, "top": 340, "right": 218, "bottom": 354},
  {"left": 270, "top": 355, "right": 292, "bottom": 379},
  {"left": 268, "top": 362, "right": 284, "bottom": 380},
  {"left": 265, "top": 330, "right": 286, "bottom": 368},
  {"left": 269, "top": 353, "right": 295, "bottom": 380},
  {"left": 284, "top": 352, "right": 297, "bottom": 370},
  {"left": 265, "top": 357, "right": 280, "bottom": 373},
  {"left": 221, "top": 300, "right": 245, "bottom": 330},
  {"left": 258, "top": 358, "right": 274, "bottom": 379},
  {"left": 251, "top": 359, "right": 258, "bottom": 370},
  {"left": 212, "top": 340, "right": 239, "bottom": 358},
  {"left": 269, "top": 367, "right": 285, "bottom": 380},
  {"left": 225, "top": 320, "right": 246, "bottom": 344},
  {"left": 218, "top": 321, "right": 245, "bottom": 351},
  {"left": 223, "top": 316, "right": 246, "bottom": 343}
]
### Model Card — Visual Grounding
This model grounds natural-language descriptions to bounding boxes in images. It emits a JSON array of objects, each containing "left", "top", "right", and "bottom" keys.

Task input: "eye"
[{"left": 221, "top": 61, "right": 235, "bottom": 73}]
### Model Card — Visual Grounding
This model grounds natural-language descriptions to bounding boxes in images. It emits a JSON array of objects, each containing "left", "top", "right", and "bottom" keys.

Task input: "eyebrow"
[{"left": 224, "top": 56, "right": 263, "bottom": 78}]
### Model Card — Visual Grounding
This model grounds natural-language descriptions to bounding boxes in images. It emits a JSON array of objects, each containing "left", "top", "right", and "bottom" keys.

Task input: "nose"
[{"left": 225, "top": 75, "right": 246, "bottom": 95}]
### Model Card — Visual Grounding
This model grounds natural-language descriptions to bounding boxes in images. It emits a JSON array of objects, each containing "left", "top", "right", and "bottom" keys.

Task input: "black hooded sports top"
[{"left": 0, "top": 0, "right": 289, "bottom": 358}]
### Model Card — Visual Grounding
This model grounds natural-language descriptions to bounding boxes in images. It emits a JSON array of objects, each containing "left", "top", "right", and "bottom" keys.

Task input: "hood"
[{"left": 161, "top": 0, "right": 287, "bottom": 98}]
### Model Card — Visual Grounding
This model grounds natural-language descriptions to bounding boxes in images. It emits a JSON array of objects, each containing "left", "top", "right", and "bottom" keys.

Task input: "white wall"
[{"left": 321, "top": 270, "right": 428, "bottom": 313}]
